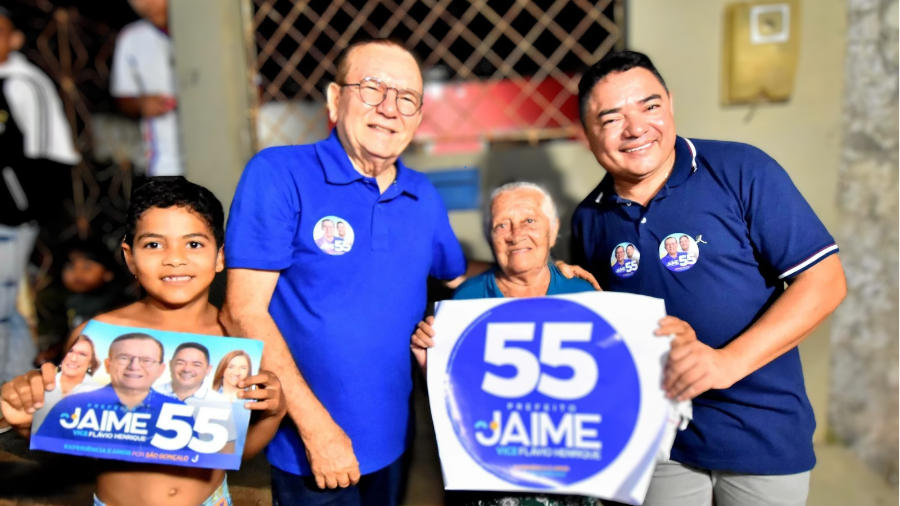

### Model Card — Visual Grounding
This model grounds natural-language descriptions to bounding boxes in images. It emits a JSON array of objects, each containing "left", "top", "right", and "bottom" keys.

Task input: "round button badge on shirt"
[
  {"left": 658, "top": 233, "right": 700, "bottom": 272},
  {"left": 312, "top": 215, "right": 354, "bottom": 255},
  {"left": 610, "top": 242, "right": 640, "bottom": 278}
]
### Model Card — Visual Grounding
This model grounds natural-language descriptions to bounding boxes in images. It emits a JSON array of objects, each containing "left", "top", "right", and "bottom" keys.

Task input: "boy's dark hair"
[
  {"left": 109, "top": 333, "right": 164, "bottom": 362},
  {"left": 578, "top": 51, "right": 669, "bottom": 127},
  {"left": 0, "top": 5, "right": 17, "bottom": 27},
  {"left": 124, "top": 176, "right": 224, "bottom": 247},
  {"left": 173, "top": 342, "right": 210, "bottom": 365},
  {"left": 64, "top": 237, "right": 117, "bottom": 271}
]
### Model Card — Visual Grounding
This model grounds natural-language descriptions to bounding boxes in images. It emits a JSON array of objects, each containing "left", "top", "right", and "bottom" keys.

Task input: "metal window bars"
[{"left": 250, "top": 0, "right": 625, "bottom": 151}]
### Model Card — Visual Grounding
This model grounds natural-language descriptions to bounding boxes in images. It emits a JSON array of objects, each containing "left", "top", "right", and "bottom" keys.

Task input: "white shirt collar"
[{"left": 160, "top": 380, "right": 211, "bottom": 400}]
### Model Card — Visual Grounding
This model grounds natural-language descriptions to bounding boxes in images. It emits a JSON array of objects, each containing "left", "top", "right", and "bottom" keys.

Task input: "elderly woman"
[{"left": 411, "top": 182, "right": 598, "bottom": 506}]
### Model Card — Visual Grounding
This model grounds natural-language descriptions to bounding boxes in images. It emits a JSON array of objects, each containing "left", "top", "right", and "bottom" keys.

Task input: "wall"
[
  {"left": 830, "top": 0, "right": 899, "bottom": 482},
  {"left": 173, "top": 0, "right": 256, "bottom": 215},
  {"left": 406, "top": 0, "right": 848, "bottom": 441}
]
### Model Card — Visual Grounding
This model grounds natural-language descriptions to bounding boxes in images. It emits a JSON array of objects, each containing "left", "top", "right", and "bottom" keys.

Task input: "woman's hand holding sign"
[{"left": 656, "top": 316, "right": 738, "bottom": 401}]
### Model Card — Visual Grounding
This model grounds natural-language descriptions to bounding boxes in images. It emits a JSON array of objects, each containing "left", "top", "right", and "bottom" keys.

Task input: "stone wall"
[{"left": 830, "top": 0, "right": 899, "bottom": 484}]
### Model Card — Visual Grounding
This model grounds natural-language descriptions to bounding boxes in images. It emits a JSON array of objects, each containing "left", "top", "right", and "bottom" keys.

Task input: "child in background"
[
  {"left": 1, "top": 177, "right": 286, "bottom": 506},
  {"left": 33, "top": 239, "right": 129, "bottom": 366},
  {"left": 61, "top": 238, "right": 126, "bottom": 330}
]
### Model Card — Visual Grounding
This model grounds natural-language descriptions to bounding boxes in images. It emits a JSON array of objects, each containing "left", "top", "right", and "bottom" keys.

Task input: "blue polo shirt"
[
  {"left": 226, "top": 130, "right": 466, "bottom": 476},
  {"left": 571, "top": 136, "right": 838, "bottom": 475},
  {"left": 35, "top": 384, "right": 181, "bottom": 442}
]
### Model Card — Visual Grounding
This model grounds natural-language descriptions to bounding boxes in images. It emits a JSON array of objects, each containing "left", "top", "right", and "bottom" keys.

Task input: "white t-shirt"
[{"left": 110, "top": 20, "right": 182, "bottom": 176}]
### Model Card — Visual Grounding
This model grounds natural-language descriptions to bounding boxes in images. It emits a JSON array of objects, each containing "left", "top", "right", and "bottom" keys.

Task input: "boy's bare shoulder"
[
  {"left": 88, "top": 302, "right": 226, "bottom": 336},
  {"left": 91, "top": 303, "right": 145, "bottom": 327}
]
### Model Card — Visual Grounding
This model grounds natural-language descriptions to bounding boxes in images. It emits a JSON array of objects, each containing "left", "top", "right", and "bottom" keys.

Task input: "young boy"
[{"left": 0, "top": 177, "right": 286, "bottom": 506}]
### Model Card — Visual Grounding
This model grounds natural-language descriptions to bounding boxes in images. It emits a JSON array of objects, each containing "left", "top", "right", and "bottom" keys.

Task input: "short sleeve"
[
  {"left": 110, "top": 32, "right": 140, "bottom": 97},
  {"left": 428, "top": 190, "right": 466, "bottom": 280},
  {"left": 743, "top": 152, "right": 838, "bottom": 280},
  {"left": 225, "top": 150, "right": 300, "bottom": 271},
  {"left": 4, "top": 79, "right": 41, "bottom": 157}
]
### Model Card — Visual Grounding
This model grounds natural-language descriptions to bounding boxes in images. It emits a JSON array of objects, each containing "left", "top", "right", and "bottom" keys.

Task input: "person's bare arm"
[
  {"left": 115, "top": 97, "right": 142, "bottom": 117},
  {"left": 662, "top": 255, "right": 847, "bottom": 401},
  {"left": 115, "top": 95, "right": 175, "bottom": 118},
  {"left": 444, "top": 260, "right": 492, "bottom": 290},
  {"left": 220, "top": 269, "right": 360, "bottom": 488},
  {"left": 554, "top": 260, "right": 601, "bottom": 290}
]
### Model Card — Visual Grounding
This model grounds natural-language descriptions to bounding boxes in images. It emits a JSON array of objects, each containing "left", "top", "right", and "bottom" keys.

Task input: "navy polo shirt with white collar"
[
  {"left": 572, "top": 136, "right": 838, "bottom": 475},
  {"left": 226, "top": 130, "right": 466, "bottom": 476}
]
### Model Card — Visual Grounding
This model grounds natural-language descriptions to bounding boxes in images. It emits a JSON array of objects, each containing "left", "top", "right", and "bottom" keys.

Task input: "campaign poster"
[
  {"left": 29, "top": 320, "right": 263, "bottom": 471},
  {"left": 428, "top": 292, "right": 671, "bottom": 505}
]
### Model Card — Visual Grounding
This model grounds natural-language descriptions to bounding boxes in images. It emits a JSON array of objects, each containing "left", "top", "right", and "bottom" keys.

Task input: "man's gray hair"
[{"left": 484, "top": 182, "right": 559, "bottom": 242}]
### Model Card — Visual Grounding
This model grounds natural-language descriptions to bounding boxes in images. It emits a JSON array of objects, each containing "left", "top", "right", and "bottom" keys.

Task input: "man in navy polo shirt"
[
  {"left": 571, "top": 51, "right": 847, "bottom": 505},
  {"left": 220, "top": 39, "right": 469, "bottom": 506}
]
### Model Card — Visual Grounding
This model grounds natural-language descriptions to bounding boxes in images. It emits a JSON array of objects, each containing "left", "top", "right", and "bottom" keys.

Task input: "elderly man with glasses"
[{"left": 223, "top": 39, "right": 597, "bottom": 506}]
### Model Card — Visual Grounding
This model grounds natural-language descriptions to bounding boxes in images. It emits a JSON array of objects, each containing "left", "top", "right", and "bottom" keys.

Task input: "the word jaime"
[
  {"left": 476, "top": 410, "right": 601, "bottom": 449},
  {"left": 61, "top": 408, "right": 150, "bottom": 435}
]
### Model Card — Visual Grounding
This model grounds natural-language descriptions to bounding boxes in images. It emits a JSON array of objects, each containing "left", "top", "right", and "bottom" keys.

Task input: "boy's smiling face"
[{"left": 122, "top": 206, "right": 223, "bottom": 307}]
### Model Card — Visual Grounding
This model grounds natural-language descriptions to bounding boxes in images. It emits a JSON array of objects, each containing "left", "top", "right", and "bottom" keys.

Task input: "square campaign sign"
[
  {"left": 29, "top": 321, "right": 263, "bottom": 471},
  {"left": 428, "top": 292, "right": 673, "bottom": 505}
]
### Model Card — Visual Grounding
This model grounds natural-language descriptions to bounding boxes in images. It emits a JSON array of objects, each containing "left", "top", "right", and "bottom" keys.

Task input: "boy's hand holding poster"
[
  {"left": 29, "top": 321, "right": 263, "bottom": 471},
  {"left": 428, "top": 292, "right": 682, "bottom": 505}
]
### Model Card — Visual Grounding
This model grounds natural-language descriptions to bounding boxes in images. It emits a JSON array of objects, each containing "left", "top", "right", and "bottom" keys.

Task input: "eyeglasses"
[
  {"left": 114, "top": 354, "right": 160, "bottom": 367},
  {"left": 339, "top": 77, "right": 423, "bottom": 116}
]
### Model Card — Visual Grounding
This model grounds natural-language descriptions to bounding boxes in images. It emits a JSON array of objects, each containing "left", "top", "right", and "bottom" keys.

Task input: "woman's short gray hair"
[{"left": 483, "top": 182, "right": 559, "bottom": 242}]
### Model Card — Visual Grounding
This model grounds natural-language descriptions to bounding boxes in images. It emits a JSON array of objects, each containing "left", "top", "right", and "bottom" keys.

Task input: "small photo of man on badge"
[
  {"left": 314, "top": 216, "right": 352, "bottom": 255},
  {"left": 334, "top": 220, "right": 354, "bottom": 253},
  {"left": 659, "top": 233, "right": 698, "bottom": 273},
  {"left": 610, "top": 242, "right": 639, "bottom": 278}
]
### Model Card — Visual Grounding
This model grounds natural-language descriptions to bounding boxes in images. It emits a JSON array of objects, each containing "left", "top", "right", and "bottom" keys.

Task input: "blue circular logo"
[{"left": 445, "top": 298, "right": 641, "bottom": 488}]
